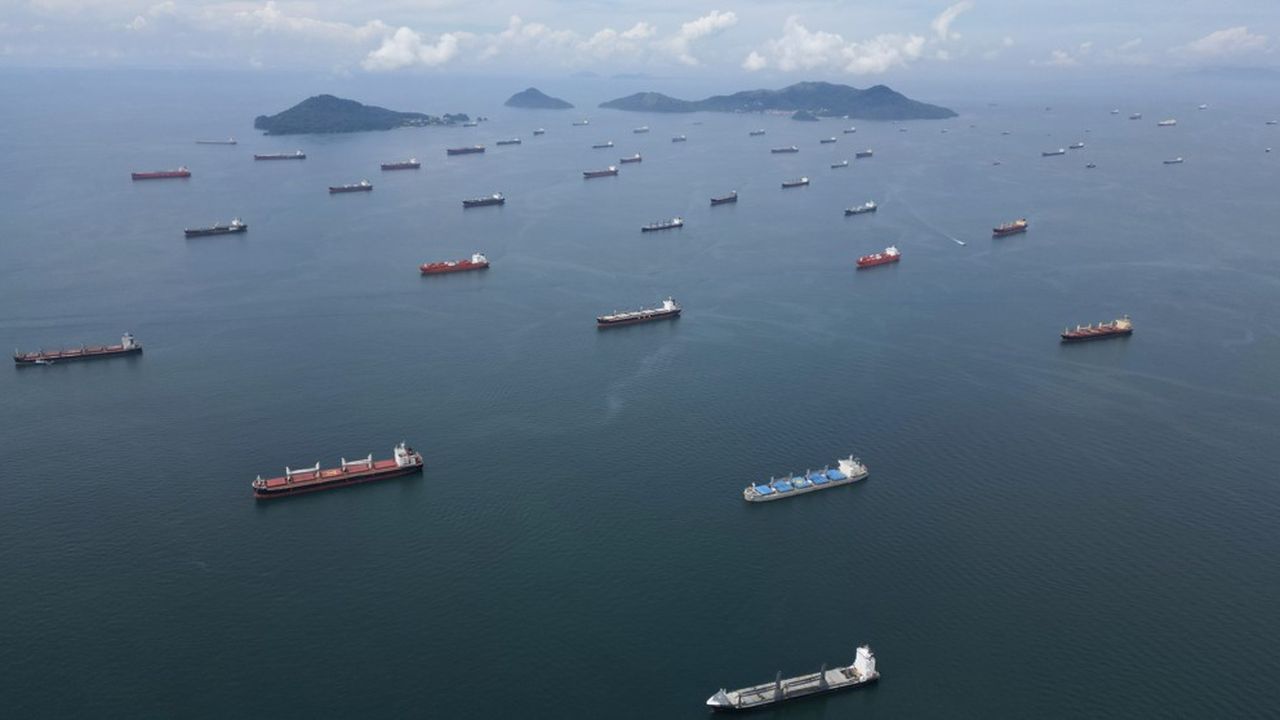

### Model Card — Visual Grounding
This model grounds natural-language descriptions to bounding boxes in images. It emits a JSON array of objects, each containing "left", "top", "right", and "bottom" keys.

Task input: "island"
[
  {"left": 599, "top": 81, "right": 956, "bottom": 121},
  {"left": 253, "top": 95, "right": 470, "bottom": 135},
  {"left": 504, "top": 88, "right": 574, "bottom": 110}
]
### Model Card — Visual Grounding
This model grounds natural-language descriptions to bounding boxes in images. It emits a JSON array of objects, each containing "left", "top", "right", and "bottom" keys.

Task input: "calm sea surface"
[{"left": 1, "top": 69, "right": 1278, "bottom": 718}]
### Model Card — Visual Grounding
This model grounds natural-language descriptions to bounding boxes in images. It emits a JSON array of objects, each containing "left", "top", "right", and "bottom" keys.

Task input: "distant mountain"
[
  {"left": 599, "top": 81, "right": 956, "bottom": 120},
  {"left": 253, "top": 94, "right": 468, "bottom": 135},
  {"left": 504, "top": 87, "right": 574, "bottom": 110}
]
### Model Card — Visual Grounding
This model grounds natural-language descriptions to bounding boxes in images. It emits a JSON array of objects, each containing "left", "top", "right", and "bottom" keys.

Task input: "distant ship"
[
  {"left": 597, "top": 297, "right": 681, "bottom": 327},
  {"left": 583, "top": 166, "right": 618, "bottom": 179},
  {"left": 1086, "top": 163, "right": 1097, "bottom": 168},
  {"left": 1268, "top": 120, "right": 1279, "bottom": 126},
  {"left": 845, "top": 201, "right": 877, "bottom": 216},
  {"left": 252, "top": 442, "right": 423, "bottom": 499},
  {"left": 329, "top": 180, "right": 372, "bottom": 194},
  {"left": 856, "top": 246, "right": 900, "bottom": 268},
  {"left": 820, "top": 137, "right": 837, "bottom": 144},
  {"left": 993, "top": 218, "right": 1028, "bottom": 237},
  {"left": 15, "top": 332, "right": 141, "bottom": 366},
  {"left": 1198, "top": 104, "right": 1208, "bottom": 110},
  {"left": 420, "top": 253, "right": 489, "bottom": 275},
  {"left": 641, "top": 217, "right": 683, "bottom": 232},
  {"left": 742, "top": 456, "right": 869, "bottom": 502},
  {"left": 771, "top": 146, "right": 799, "bottom": 154},
  {"left": 572, "top": 119, "right": 590, "bottom": 126},
  {"left": 1001, "top": 130, "right": 1012, "bottom": 135},
  {"left": 842, "top": 127, "right": 857, "bottom": 134},
  {"left": 592, "top": 141, "right": 614, "bottom": 149},
  {"left": 706, "top": 646, "right": 879, "bottom": 713},
  {"left": 671, "top": 135, "right": 687, "bottom": 143},
  {"left": 381, "top": 158, "right": 420, "bottom": 170},
  {"left": 781, "top": 177, "right": 809, "bottom": 188},
  {"left": 447, "top": 145, "right": 485, "bottom": 156},
  {"left": 462, "top": 193, "right": 505, "bottom": 208},
  {"left": 1164, "top": 157, "right": 1184, "bottom": 164},
  {"left": 831, "top": 160, "right": 849, "bottom": 169},
  {"left": 1068, "top": 142, "right": 1085, "bottom": 149},
  {"left": 1110, "top": 109, "right": 1120, "bottom": 115},
  {"left": 633, "top": 126, "right": 649, "bottom": 134},
  {"left": 710, "top": 191, "right": 738, "bottom": 206},
  {"left": 1042, "top": 148, "right": 1066, "bottom": 156},
  {"left": 1129, "top": 113, "right": 1143, "bottom": 120},
  {"left": 195, "top": 138, "right": 236, "bottom": 145},
  {"left": 749, "top": 129, "right": 766, "bottom": 136},
  {"left": 619, "top": 154, "right": 642, "bottom": 164},
  {"left": 461, "top": 121, "right": 478, "bottom": 127},
  {"left": 495, "top": 138, "right": 522, "bottom": 146},
  {"left": 254, "top": 151, "right": 305, "bottom": 160},
  {"left": 1062, "top": 315, "right": 1133, "bottom": 342},
  {"left": 185, "top": 217, "right": 247, "bottom": 237},
  {"left": 131, "top": 166, "right": 190, "bottom": 180},
  {"left": 855, "top": 149, "right": 874, "bottom": 158},
  {"left": 1157, "top": 119, "right": 1177, "bottom": 127},
  {"left": 533, "top": 128, "right": 546, "bottom": 135}
]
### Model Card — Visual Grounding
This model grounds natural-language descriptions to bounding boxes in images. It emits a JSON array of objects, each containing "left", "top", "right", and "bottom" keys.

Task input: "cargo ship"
[
  {"left": 462, "top": 121, "right": 478, "bottom": 127},
  {"left": 252, "top": 442, "right": 423, "bottom": 499},
  {"left": 1267, "top": 120, "right": 1278, "bottom": 126},
  {"left": 533, "top": 128, "right": 546, "bottom": 135},
  {"left": 1062, "top": 315, "right": 1132, "bottom": 342},
  {"left": 592, "top": 141, "right": 614, "bottom": 149},
  {"left": 771, "top": 146, "right": 799, "bottom": 154},
  {"left": 1069, "top": 142, "right": 1085, "bottom": 149},
  {"left": 619, "top": 154, "right": 642, "bottom": 164},
  {"left": 993, "top": 218, "right": 1028, "bottom": 237},
  {"left": 597, "top": 297, "right": 681, "bottom": 327},
  {"left": 671, "top": 135, "right": 687, "bottom": 143},
  {"left": 633, "top": 126, "right": 650, "bottom": 134},
  {"left": 420, "top": 253, "right": 489, "bottom": 275},
  {"left": 843, "top": 127, "right": 857, "bottom": 134},
  {"left": 856, "top": 246, "right": 901, "bottom": 268},
  {"left": 185, "top": 218, "right": 247, "bottom": 237},
  {"left": 254, "top": 151, "right": 305, "bottom": 160},
  {"left": 1042, "top": 148, "right": 1066, "bottom": 156},
  {"left": 820, "top": 137, "right": 837, "bottom": 144},
  {"left": 15, "top": 332, "right": 141, "bottom": 366},
  {"left": 1164, "top": 157, "right": 1184, "bottom": 164},
  {"left": 707, "top": 646, "right": 878, "bottom": 713},
  {"left": 462, "top": 193, "right": 504, "bottom": 208},
  {"left": 447, "top": 145, "right": 485, "bottom": 156},
  {"left": 583, "top": 166, "right": 618, "bottom": 179},
  {"left": 641, "top": 217, "right": 683, "bottom": 232},
  {"left": 845, "top": 201, "right": 877, "bottom": 216},
  {"left": 195, "top": 138, "right": 236, "bottom": 145},
  {"left": 381, "top": 158, "right": 420, "bottom": 170},
  {"left": 131, "top": 167, "right": 190, "bottom": 180},
  {"left": 495, "top": 138, "right": 522, "bottom": 146},
  {"left": 743, "top": 455, "right": 868, "bottom": 502},
  {"left": 1157, "top": 119, "right": 1177, "bottom": 127},
  {"left": 710, "top": 191, "right": 738, "bottom": 206},
  {"left": 1129, "top": 113, "right": 1143, "bottom": 120},
  {"left": 329, "top": 180, "right": 372, "bottom": 194},
  {"left": 781, "top": 177, "right": 809, "bottom": 188},
  {"left": 855, "top": 149, "right": 874, "bottom": 158},
  {"left": 749, "top": 129, "right": 766, "bottom": 136},
  {"left": 831, "top": 160, "right": 849, "bottom": 169},
  {"left": 573, "top": 119, "right": 590, "bottom": 126}
]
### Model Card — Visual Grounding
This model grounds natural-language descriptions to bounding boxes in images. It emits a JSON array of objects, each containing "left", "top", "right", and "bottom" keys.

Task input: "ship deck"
[
  {"left": 726, "top": 668, "right": 868, "bottom": 709},
  {"left": 260, "top": 458, "right": 401, "bottom": 489}
]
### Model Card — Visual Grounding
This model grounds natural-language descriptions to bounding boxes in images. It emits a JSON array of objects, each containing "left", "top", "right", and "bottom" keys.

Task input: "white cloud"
[
  {"left": 745, "top": 16, "right": 925, "bottom": 75},
  {"left": 1177, "top": 26, "right": 1269, "bottom": 57},
  {"left": 667, "top": 10, "right": 738, "bottom": 65},
  {"left": 930, "top": 1, "right": 972, "bottom": 41},
  {"left": 125, "top": 15, "right": 147, "bottom": 31},
  {"left": 621, "top": 22, "right": 655, "bottom": 41},
  {"left": 362, "top": 26, "right": 465, "bottom": 71},
  {"left": 1078, "top": 41, "right": 1093, "bottom": 55}
]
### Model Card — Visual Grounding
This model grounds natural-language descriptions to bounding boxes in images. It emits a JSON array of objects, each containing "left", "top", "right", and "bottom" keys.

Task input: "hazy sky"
[{"left": 2, "top": 0, "right": 1275, "bottom": 79}]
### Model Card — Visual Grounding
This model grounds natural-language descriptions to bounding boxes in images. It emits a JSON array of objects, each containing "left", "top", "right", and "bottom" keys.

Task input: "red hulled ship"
[
  {"left": 856, "top": 246, "right": 901, "bottom": 269},
  {"left": 420, "top": 253, "right": 489, "bottom": 275},
  {"left": 131, "top": 167, "right": 190, "bottom": 180},
  {"left": 993, "top": 218, "right": 1028, "bottom": 237},
  {"left": 1061, "top": 315, "right": 1133, "bottom": 342},
  {"left": 252, "top": 442, "right": 424, "bottom": 499},
  {"left": 15, "top": 333, "right": 142, "bottom": 366}
]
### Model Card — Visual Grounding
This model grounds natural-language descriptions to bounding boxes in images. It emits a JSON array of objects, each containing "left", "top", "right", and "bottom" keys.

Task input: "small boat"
[
  {"left": 842, "top": 127, "right": 857, "bottom": 134},
  {"left": 462, "top": 193, "right": 505, "bottom": 208},
  {"left": 771, "top": 146, "right": 799, "bottom": 154},
  {"left": 781, "top": 177, "right": 809, "bottom": 189},
  {"left": 446, "top": 145, "right": 485, "bottom": 156},
  {"left": 381, "top": 158, "right": 421, "bottom": 170},
  {"left": 1163, "top": 157, "right": 1184, "bottom": 164},
  {"left": 710, "top": 191, "right": 738, "bottom": 206},
  {"left": 993, "top": 218, "right": 1029, "bottom": 237},
  {"left": 671, "top": 135, "right": 687, "bottom": 143},
  {"left": 820, "top": 137, "right": 837, "bottom": 144},
  {"left": 573, "top": 119, "right": 590, "bottom": 126},
  {"left": 1042, "top": 148, "right": 1066, "bottom": 156},
  {"left": 844, "top": 201, "right": 877, "bottom": 216},
  {"left": 329, "top": 180, "right": 372, "bottom": 194},
  {"left": 533, "top": 128, "right": 546, "bottom": 136},
  {"left": 1061, "top": 315, "right": 1133, "bottom": 342},
  {"left": 583, "top": 166, "right": 619, "bottom": 179},
  {"left": 855, "top": 149, "right": 873, "bottom": 158},
  {"left": 856, "top": 246, "right": 901, "bottom": 269},
  {"left": 254, "top": 150, "right": 306, "bottom": 160},
  {"left": 1157, "top": 119, "right": 1177, "bottom": 127},
  {"left": 641, "top": 217, "right": 684, "bottom": 232},
  {"left": 1129, "top": 112, "right": 1143, "bottom": 120},
  {"left": 749, "top": 129, "right": 766, "bottom": 136},
  {"left": 592, "top": 141, "right": 614, "bottom": 149},
  {"left": 195, "top": 137, "right": 237, "bottom": 145},
  {"left": 495, "top": 138, "right": 522, "bottom": 146},
  {"left": 831, "top": 160, "right": 849, "bottom": 169},
  {"left": 619, "top": 154, "right": 642, "bottom": 164},
  {"left": 185, "top": 217, "right": 247, "bottom": 237},
  {"left": 1068, "top": 142, "right": 1085, "bottom": 149},
  {"left": 633, "top": 126, "right": 650, "bottom": 134}
]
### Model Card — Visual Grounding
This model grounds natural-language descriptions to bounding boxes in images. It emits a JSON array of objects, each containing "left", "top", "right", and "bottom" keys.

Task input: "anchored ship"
[
  {"left": 993, "top": 218, "right": 1028, "bottom": 237},
  {"left": 619, "top": 154, "right": 642, "bottom": 164},
  {"left": 1164, "top": 157, "right": 1184, "bottom": 164},
  {"left": 252, "top": 442, "right": 423, "bottom": 499},
  {"left": 855, "top": 149, "right": 874, "bottom": 158},
  {"left": 329, "top": 180, "right": 372, "bottom": 194},
  {"left": 743, "top": 455, "right": 869, "bottom": 502},
  {"left": 641, "top": 217, "right": 683, "bottom": 232},
  {"left": 381, "top": 159, "right": 420, "bottom": 170},
  {"left": 597, "top": 297, "right": 681, "bottom": 327},
  {"left": 843, "top": 127, "right": 857, "bottom": 134},
  {"left": 831, "top": 160, "right": 850, "bottom": 169},
  {"left": 1129, "top": 113, "right": 1143, "bottom": 120},
  {"left": 462, "top": 193, "right": 505, "bottom": 208},
  {"left": 185, "top": 218, "right": 247, "bottom": 237},
  {"left": 857, "top": 246, "right": 901, "bottom": 268},
  {"left": 1042, "top": 148, "right": 1066, "bottom": 156},
  {"left": 573, "top": 119, "right": 590, "bottom": 126},
  {"left": 749, "top": 129, "right": 766, "bottom": 136},
  {"left": 15, "top": 333, "right": 141, "bottom": 366},
  {"left": 845, "top": 201, "right": 877, "bottom": 215},
  {"left": 533, "top": 128, "right": 546, "bottom": 135},
  {"left": 583, "top": 166, "right": 618, "bottom": 179},
  {"left": 671, "top": 135, "right": 687, "bottom": 143},
  {"left": 633, "top": 126, "right": 650, "bottom": 134},
  {"left": 447, "top": 145, "right": 485, "bottom": 156},
  {"left": 707, "top": 646, "right": 878, "bottom": 712},
  {"left": 1069, "top": 142, "right": 1085, "bottom": 149},
  {"left": 710, "top": 191, "right": 738, "bottom": 206},
  {"left": 771, "top": 146, "right": 799, "bottom": 154},
  {"left": 592, "top": 141, "right": 614, "bottom": 149},
  {"left": 420, "top": 253, "right": 489, "bottom": 275},
  {"left": 1062, "top": 315, "right": 1132, "bottom": 342},
  {"left": 195, "top": 138, "right": 236, "bottom": 145},
  {"left": 495, "top": 138, "right": 522, "bottom": 146},
  {"left": 820, "top": 137, "right": 837, "bottom": 144},
  {"left": 131, "top": 167, "right": 190, "bottom": 180},
  {"left": 781, "top": 177, "right": 810, "bottom": 188},
  {"left": 254, "top": 151, "right": 305, "bottom": 160},
  {"left": 1157, "top": 119, "right": 1177, "bottom": 127}
]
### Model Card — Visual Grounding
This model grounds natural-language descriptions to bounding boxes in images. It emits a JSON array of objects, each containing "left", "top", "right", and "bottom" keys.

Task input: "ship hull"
[
  {"left": 710, "top": 676, "right": 878, "bottom": 712},
  {"left": 1061, "top": 329, "right": 1133, "bottom": 342},
  {"left": 381, "top": 164, "right": 420, "bottom": 171},
  {"left": 15, "top": 346, "right": 142, "bottom": 366},
  {"left": 131, "top": 172, "right": 190, "bottom": 180},
  {"left": 993, "top": 227, "right": 1027, "bottom": 237},
  {"left": 253, "top": 464, "right": 422, "bottom": 499},
  {"left": 856, "top": 256, "right": 899, "bottom": 268},
  {"left": 583, "top": 171, "right": 618, "bottom": 179},
  {"left": 185, "top": 226, "right": 247, "bottom": 237},
  {"left": 711, "top": 197, "right": 738, "bottom": 206},
  {"left": 447, "top": 148, "right": 485, "bottom": 156},
  {"left": 462, "top": 199, "right": 504, "bottom": 208},
  {"left": 597, "top": 309, "right": 681, "bottom": 327},
  {"left": 421, "top": 262, "right": 489, "bottom": 275},
  {"left": 254, "top": 155, "right": 305, "bottom": 160},
  {"left": 641, "top": 224, "right": 682, "bottom": 232},
  {"left": 329, "top": 186, "right": 372, "bottom": 193},
  {"left": 845, "top": 208, "right": 875, "bottom": 215}
]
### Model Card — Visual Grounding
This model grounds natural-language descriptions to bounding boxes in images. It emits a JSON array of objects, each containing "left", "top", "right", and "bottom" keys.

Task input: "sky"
[{"left": 1, "top": 0, "right": 1276, "bottom": 81}]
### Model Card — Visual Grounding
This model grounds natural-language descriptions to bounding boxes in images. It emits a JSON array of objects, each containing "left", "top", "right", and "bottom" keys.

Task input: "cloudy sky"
[{"left": 2, "top": 0, "right": 1275, "bottom": 78}]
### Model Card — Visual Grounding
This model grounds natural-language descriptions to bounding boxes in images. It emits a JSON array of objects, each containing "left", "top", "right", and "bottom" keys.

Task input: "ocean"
[{"left": 1, "top": 68, "right": 1278, "bottom": 718}]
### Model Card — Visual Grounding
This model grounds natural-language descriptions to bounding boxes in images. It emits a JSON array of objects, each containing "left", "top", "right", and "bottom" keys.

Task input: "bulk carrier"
[
  {"left": 381, "top": 159, "right": 420, "bottom": 170},
  {"left": 131, "top": 167, "right": 190, "bottom": 180},
  {"left": 252, "top": 442, "right": 423, "bottom": 499},
  {"left": 743, "top": 455, "right": 868, "bottom": 502},
  {"left": 993, "top": 219, "right": 1028, "bottom": 237},
  {"left": 447, "top": 146, "right": 485, "bottom": 156},
  {"left": 254, "top": 151, "right": 305, "bottom": 160},
  {"left": 583, "top": 166, "right": 618, "bottom": 179},
  {"left": 15, "top": 333, "right": 141, "bottom": 366},
  {"left": 707, "top": 646, "right": 879, "bottom": 712},
  {"left": 462, "top": 193, "right": 505, "bottom": 208},
  {"left": 420, "top": 253, "right": 489, "bottom": 275},
  {"left": 185, "top": 218, "right": 247, "bottom": 237},
  {"left": 597, "top": 297, "right": 681, "bottom": 327},
  {"left": 1061, "top": 315, "right": 1132, "bottom": 342}
]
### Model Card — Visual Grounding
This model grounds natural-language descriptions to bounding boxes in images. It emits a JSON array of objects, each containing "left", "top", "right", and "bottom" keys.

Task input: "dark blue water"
[{"left": 2, "top": 69, "right": 1279, "bottom": 718}]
